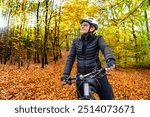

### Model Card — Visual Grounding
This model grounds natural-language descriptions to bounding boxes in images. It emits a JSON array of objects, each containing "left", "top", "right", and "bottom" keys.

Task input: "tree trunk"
[
  {"left": 66, "top": 35, "right": 69, "bottom": 51},
  {"left": 41, "top": 0, "right": 49, "bottom": 68},
  {"left": 0, "top": 44, "right": 3, "bottom": 64},
  {"left": 34, "top": 51, "right": 37, "bottom": 63},
  {"left": 45, "top": 52, "right": 48, "bottom": 64},
  {"left": 57, "top": 6, "right": 62, "bottom": 58},
  {"left": 4, "top": 9, "right": 11, "bottom": 64},
  {"left": 26, "top": 49, "right": 31, "bottom": 70},
  {"left": 34, "top": 1, "right": 40, "bottom": 64},
  {"left": 144, "top": 10, "right": 150, "bottom": 40},
  {"left": 131, "top": 18, "right": 138, "bottom": 65},
  {"left": 18, "top": 48, "right": 21, "bottom": 68}
]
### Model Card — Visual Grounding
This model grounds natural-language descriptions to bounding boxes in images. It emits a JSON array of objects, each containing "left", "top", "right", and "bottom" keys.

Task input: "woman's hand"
[{"left": 106, "top": 59, "right": 116, "bottom": 71}]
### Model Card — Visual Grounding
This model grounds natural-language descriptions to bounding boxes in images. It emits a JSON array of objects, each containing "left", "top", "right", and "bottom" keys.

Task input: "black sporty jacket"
[{"left": 64, "top": 34, "right": 115, "bottom": 75}]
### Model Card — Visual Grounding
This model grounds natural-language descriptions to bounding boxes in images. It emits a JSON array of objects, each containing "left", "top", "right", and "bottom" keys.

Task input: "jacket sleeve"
[
  {"left": 98, "top": 35, "right": 115, "bottom": 61},
  {"left": 63, "top": 39, "right": 76, "bottom": 75}
]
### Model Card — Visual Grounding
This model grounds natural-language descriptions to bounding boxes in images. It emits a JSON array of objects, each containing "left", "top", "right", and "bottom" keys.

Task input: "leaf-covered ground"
[{"left": 0, "top": 51, "right": 150, "bottom": 100}]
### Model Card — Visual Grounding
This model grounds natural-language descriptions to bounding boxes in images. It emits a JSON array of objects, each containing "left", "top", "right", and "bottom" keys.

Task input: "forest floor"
[{"left": 0, "top": 50, "right": 150, "bottom": 100}]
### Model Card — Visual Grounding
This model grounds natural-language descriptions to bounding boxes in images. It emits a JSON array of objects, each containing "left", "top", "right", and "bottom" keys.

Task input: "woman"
[{"left": 61, "top": 17, "right": 116, "bottom": 100}]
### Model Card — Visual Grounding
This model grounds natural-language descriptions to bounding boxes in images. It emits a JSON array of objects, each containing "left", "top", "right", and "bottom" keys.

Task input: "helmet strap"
[{"left": 81, "top": 24, "right": 95, "bottom": 37}]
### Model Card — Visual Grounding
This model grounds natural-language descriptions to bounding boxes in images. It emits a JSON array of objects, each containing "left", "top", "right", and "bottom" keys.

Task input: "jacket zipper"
[{"left": 83, "top": 36, "right": 88, "bottom": 74}]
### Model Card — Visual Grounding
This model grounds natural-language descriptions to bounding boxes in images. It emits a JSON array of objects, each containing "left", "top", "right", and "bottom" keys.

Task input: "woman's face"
[{"left": 80, "top": 22, "right": 90, "bottom": 34}]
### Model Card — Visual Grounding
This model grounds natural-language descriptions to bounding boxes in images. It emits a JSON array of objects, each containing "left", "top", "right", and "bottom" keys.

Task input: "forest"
[{"left": 0, "top": 0, "right": 150, "bottom": 100}]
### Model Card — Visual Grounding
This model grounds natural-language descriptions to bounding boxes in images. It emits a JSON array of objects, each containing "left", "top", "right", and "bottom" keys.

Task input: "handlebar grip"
[
  {"left": 62, "top": 82, "right": 67, "bottom": 86},
  {"left": 61, "top": 79, "right": 73, "bottom": 86}
]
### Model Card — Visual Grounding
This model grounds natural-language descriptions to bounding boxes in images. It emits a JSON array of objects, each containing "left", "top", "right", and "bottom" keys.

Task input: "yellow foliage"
[{"left": 61, "top": 0, "right": 99, "bottom": 33}]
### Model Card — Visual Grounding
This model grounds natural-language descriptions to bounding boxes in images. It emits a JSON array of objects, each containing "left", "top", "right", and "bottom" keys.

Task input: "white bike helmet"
[{"left": 80, "top": 17, "right": 99, "bottom": 30}]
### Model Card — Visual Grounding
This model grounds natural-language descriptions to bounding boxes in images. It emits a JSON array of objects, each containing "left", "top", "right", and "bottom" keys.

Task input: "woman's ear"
[{"left": 90, "top": 26, "right": 96, "bottom": 32}]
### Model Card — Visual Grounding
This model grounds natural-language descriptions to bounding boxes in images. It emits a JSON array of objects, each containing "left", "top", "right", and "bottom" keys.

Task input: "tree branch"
[{"left": 119, "top": 0, "right": 146, "bottom": 24}]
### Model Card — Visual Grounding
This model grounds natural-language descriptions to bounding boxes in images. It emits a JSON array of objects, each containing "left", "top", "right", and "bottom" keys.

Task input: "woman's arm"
[{"left": 63, "top": 39, "right": 77, "bottom": 75}]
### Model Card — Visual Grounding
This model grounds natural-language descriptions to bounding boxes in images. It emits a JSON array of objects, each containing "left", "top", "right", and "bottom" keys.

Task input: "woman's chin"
[{"left": 80, "top": 31, "right": 88, "bottom": 35}]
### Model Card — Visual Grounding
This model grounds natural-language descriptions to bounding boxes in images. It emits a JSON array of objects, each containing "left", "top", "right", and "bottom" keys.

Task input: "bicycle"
[{"left": 62, "top": 68, "right": 109, "bottom": 100}]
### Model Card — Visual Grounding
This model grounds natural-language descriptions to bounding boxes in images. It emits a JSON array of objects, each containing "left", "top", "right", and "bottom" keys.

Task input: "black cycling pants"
[{"left": 76, "top": 75, "right": 114, "bottom": 100}]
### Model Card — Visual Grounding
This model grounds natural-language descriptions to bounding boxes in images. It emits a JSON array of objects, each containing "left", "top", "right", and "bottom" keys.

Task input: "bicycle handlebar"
[
  {"left": 62, "top": 68, "right": 108, "bottom": 86},
  {"left": 79, "top": 68, "right": 106, "bottom": 80}
]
